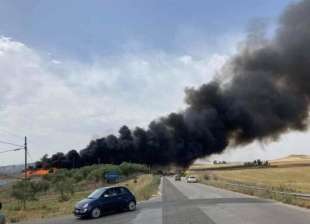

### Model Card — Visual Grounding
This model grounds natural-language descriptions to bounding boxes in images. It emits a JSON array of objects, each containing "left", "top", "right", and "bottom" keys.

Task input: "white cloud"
[
  {"left": 51, "top": 59, "right": 62, "bottom": 65},
  {"left": 206, "top": 131, "right": 310, "bottom": 163},
  {"left": 0, "top": 36, "right": 308, "bottom": 166},
  {"left": 0, "top": 37, "right": 229, "bottom": 165}
]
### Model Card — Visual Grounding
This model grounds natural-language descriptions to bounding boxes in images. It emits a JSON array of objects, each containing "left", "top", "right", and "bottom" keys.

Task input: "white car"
[{"left": 186, "top": 176, "right": 198, "bottom": 183}]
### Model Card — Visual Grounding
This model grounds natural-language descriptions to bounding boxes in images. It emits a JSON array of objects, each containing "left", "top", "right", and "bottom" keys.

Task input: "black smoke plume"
[{"left": 36, "top": 0, "right": 310, "bottom": 169}]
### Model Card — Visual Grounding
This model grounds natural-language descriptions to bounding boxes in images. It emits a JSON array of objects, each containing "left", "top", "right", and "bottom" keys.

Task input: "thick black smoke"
[{"left": 37, "top": 0, "right": 310, "bottom": 169}]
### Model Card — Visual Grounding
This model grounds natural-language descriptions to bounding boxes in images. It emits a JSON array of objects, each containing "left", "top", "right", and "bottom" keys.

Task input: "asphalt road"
[{"left": 21, "top": 177, "right": 310, "bottom": 224}]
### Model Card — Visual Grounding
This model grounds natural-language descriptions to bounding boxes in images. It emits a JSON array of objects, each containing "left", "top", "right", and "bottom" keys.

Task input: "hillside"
[
  {"left": 271, "top": 154, "right": 310, "bottom": 166},
  {"left": 0, "top": 164, "right": 24, "bottom": 175}
]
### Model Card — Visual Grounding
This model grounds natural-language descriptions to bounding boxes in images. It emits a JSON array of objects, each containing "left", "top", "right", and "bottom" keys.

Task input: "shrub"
[
  {"left": 72, "top": 171, "right": 84, "bottom": 183},
  {"left": 102, "top": 164, "right": 122, "bottom": 174},
  {"left": 34, "top": 180, "right": 50, "bottom": 193},
  {"left": 119, "top": 162, "right": 148, "bottom": 176},
  {"left": 11, "top": 181, "right": 33, "bottom": 205},
  {"left": 87, "top": 168, "right": 104, "bottom": 183},
  {"left": 79, "top": 165, "right": 97, "bottom": 179},
  {"left": 52, "top": 172, "right": 75, "bottom": 201},
  {"left": 11, "top": 180, "right": 48, "bottom": 208},
  {"left": 204, "top": 174, "right": 210, "bottom": 180}
]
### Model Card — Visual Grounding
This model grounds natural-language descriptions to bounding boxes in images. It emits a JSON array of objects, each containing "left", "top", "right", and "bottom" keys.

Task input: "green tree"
[
  {"left": 11, "top": 180, "right": 47, "bottom": 209},
  {"left": 87, "top": 168, "right": 104, "bottom": 187},
  {"left": 52, "top": 172, "right": 75, "bottom": 201},
  {"left": 119, "top": 162, "right": 148, "bottom": 176}
]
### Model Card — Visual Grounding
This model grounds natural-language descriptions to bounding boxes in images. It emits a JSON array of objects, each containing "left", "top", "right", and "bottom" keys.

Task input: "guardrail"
[{"left": 221, "top": 182, "right": 310, "bottom": 200}]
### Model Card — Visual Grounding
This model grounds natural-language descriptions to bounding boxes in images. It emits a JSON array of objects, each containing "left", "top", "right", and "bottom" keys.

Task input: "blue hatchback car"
[{"left": 74, "top": 186, "right": 136, "bottom": 219}]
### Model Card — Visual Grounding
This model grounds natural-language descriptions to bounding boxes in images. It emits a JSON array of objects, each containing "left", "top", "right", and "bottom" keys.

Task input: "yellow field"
[
  {"left": 271, "top": 154, "right": 310, "bottom": 166},
  {"left": 205, "top": 166, "right": 310, "bottom": 193},
  {"left": 190, "top": 162, "right": 241, "bottom": 170},
  {"left": 191, "top": 155, "right": 310, "bottom": 208},
  {"left": 118, "top": 174, "right": 160, "bottom": 201},
  {"left": 193, "top": 165, "right": 310, "bottom": 208},
  {"left": 191, "top": 155, "right": 310, "bottom": 171}
]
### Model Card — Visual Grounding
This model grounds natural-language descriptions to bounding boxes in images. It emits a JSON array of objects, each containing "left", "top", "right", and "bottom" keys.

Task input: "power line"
[
  {"left": 0, "top": 140, "right": 23, "bottom": 147},
  {"left": 0, "top": 148, "right": 23, "bottom": 154}
]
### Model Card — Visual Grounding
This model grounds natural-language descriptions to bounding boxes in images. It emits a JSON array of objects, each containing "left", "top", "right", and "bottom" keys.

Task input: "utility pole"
[
  {"left": 23, "top": 136, "right": 27, "bottom": 209},
  {"left": 24, "top": 136, "right": 27, "bottom": 180}
]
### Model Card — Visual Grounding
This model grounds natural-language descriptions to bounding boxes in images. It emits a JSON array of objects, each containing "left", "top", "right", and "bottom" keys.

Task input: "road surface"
[{"left": 21, "top": 177, "right": 310, "bottom": 224}]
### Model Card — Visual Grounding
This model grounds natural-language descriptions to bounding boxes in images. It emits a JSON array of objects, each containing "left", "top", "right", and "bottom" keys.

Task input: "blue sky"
[
  {"left": 0, "top": 0, "right": 292, "bottom": 59},
  {"left": 0, "top": 0, "right": 306, "bottom": 166}
]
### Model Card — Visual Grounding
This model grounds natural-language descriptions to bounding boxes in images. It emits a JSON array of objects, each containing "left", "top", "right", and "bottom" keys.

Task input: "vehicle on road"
[
  {"left": 74, "top": 186, "right": 136, "bottom": 219},
  {"left": 174, "top": 174, "right": 181, "bottom": 181},
  {"left": 0, "top": 202, "right": 5, "bottom": 224},
  {"left": 186, "top": 176, "right": 198, "bottom": 183}
]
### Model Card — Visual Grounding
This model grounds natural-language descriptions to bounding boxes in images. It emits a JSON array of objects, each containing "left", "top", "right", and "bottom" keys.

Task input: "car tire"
[
  {"left": 128, "top": 201, "right": 136, "bottom": 211},
  {"left": 90, "top": 207, "right": 101, "bottom": 219}
]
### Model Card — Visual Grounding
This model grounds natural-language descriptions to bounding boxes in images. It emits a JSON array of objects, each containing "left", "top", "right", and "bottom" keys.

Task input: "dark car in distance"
[
  {"left": 174, "top": 174, "right": 181, "bottom": 181},
  {"left": 74, "top": 186, "right": 136, "bottom": 219}
]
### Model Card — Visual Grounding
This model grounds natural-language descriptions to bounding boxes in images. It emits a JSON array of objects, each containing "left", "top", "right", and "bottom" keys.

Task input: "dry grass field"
[
  {"left": 270, "top": 154, "right": 310, "bottom": 166},
  {"left": 206, "top": 166, "right": 310, "bottom": 193},
  {"left": 117, "top": 174, "right": 160, "bottom": 201},
  {"left": 191, "top": 155, "right": 310, "bottom": 208},
  {"left": 190, "top": 162, "right": 242, "bottom": 170},
  {"left": 191, "top": 154, "right": 310, "bottom": 171}
]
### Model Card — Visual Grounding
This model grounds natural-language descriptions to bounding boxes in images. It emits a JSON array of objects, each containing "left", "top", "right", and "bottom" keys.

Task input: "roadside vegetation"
[
  {"left": 0, "top": 162, "right": 160, "bottom": 223},
  {"left": 118, "top": 174, "right": 160, "bottom": 201},
  {"left": 190, "top": 159, "right": 270, "bottom": 172},
  {"left": 197, "top": 166, "right": 310, "bottom": 208}
]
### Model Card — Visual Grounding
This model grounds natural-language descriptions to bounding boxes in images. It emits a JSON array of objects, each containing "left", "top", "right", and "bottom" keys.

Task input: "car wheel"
[
  {"left": 128, "top": 201, "right": 136, "bottom": 211},
  {"left": 91, "top": 207, "right": 101, "bottom": 219}
]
